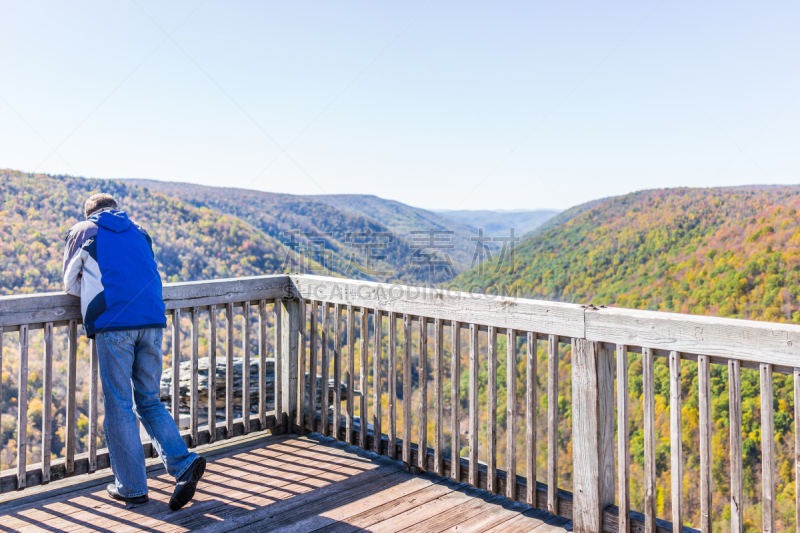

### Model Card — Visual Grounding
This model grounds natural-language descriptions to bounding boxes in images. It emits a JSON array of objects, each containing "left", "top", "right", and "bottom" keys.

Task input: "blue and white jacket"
[{"left": 62, "top": 209, "right": 167, "bottom": 338}]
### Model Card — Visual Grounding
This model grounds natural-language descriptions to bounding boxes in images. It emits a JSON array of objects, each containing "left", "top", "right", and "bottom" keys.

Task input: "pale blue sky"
[{"left": 1, "top": 1, "right": 798, "bottom": 210}]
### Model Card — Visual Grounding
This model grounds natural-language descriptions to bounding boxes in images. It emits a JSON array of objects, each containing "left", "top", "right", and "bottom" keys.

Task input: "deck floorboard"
[{"left": 0, "top": 433, "right": 571, "bottom": 533}]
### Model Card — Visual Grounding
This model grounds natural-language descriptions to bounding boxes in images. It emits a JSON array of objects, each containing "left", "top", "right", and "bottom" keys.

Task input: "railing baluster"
[
  {"left": 402, "top": 313, "right": 412, "bottom": 465},
  {"left": 173, "top": 309, "right": 181, "bottom": 427},
  {"left": 89, "top": 339, "right": 98, "bottom": 472},
  {"left": 388, "top": 311, "right": 397, "bottom": 460},
  {"left": 274, "top": 299, "right": 283, "bottom": 429},
  {"left": 417, "top": 317, "right": 428, "bottom": 472},
  {"left": 41, "top": 322, "right": 52, "bottom": 483},
  {"left": 321, "top": 303, "right": 330, "bottom": 437},
  {"left": 451, "top": 321, "right": 461, "bottom": 483},
  {"left": 487, "top": 325, "right": 497, "bottom": 494},
  {"left": 547, "top": 334, "right": 558, "bottom": 515},
  {"left": 506, "top": 328, "right": 517, "bottom": 501},
  {"left": 373, "top": 309, "right": 382, "bottom": 454},
  {"left": 526, "top": 331, "right": 537, "bottom": 507},
  {"left": 309, "top": 301, "right": 318, "bottom": 432},
  {"left": 333, "top": 303, "right": 342, "bottom": 440},
  {"left": 66, "top": 319, "right": 77, "bottom": 474},
  {"left": 242, "top": 301, "right": 251, "bottom": 434},
  {"left": 699, "top": 355, "right": 712, "bottom": 532},
  {"left": 433, "top": 318, "right": 444, "bottom": 476},
  {"left": 468, "top": 323, "right": 479, "bottom": 487},
  {"left": 346, "top": 305, "right": 354, "bottom": 444},
  {"left": 191, "top": 308, "right": 199, "bottom": 444},
  {"left": 297, "top": 298, "right": 306, "bottom": 432},
  {"left": 208, "top": 304, "right": 217, "bottom": 443},
  {"left": 730, "top": 359, "right": 743, "bottom": 533},
  {"left": 669, "top": 351, "right": 682, "bottom": 530},
  {"left": 17, "top": 325, "right": 28, "bottom": 489},
  {"left": 617, "top": 344, "right": 630, "bottom": 533},
  {"left": 761, "top": 362, "right": 775, "bottom": 532},
  {"left": 225, "top": 303, "right": 234, "bottom": 436},
  {"left": 643, "top": 347, "right": 656, "bottom": 533},
  {"left": 359, "top": 308, "right": 368, "bottom": 449},
  {"left": 258, "top": 300, "right": 267, "bottom": 430}
]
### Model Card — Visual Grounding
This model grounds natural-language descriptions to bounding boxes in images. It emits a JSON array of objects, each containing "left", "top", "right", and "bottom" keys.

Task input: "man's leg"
[
  {"left": 96, "top": 331, "right": 149, "bottom": 497},
  {"left": 131, "top": 328, "right": 198, "bottom": 479}
]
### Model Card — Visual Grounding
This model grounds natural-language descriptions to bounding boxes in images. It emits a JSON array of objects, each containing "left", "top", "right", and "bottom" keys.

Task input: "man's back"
[{"left": 63, "top": 209, "right": 166, "bottom": 337}]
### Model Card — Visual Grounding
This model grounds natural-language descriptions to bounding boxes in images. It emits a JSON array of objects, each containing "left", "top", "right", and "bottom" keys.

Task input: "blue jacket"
[{"left": 62, "top": 209, "right": 166, "bottom": 337}]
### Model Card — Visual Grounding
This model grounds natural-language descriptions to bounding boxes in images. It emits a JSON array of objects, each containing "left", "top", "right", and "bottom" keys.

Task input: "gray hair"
[{"left": 84, "top": 193, "right": 118, "bottom": 219}]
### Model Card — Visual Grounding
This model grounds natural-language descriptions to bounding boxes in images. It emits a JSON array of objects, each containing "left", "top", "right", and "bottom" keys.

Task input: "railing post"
[
  {"left": 572, "top": 339, "right": 615, "bottom": 533},
  {"left": 281, "top": 296, "right": 301, "bottom": 431}
]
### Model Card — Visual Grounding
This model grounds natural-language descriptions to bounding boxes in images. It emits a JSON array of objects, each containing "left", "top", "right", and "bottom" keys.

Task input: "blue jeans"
[{"left": 97, "top": 328, "right": 198, "bottom": 497}]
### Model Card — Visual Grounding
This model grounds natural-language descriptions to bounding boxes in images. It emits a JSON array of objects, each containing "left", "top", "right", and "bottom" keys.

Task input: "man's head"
[{"left": 84, "top": 193, "right": 118, "bottom": 219}]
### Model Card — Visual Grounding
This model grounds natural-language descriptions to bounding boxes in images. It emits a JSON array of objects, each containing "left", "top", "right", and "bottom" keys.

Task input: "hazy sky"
[{"left": 1, "top": 1, "right": 798, "bottom": 210}]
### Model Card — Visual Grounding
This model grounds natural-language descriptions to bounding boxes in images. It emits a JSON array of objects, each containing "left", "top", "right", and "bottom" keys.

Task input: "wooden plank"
[
  {"left": 761, "top": 362, "right": 775, "bottom": 533},
  {"left": 507, "top": 328, "right": 517, "bottom": 501},
  {"left": 281, "top": 297, "right": 300, "bottom": 430},
  {"left": 242, "top": 301, "right": 251, "bottom": 434},
  {"left": 88, "top": 339, "right": 98, "bottom": 472},
  {"left": 208, "top": 304, "right": 217, "bottom": 443},
  {"left": 669, "top": 351, "right": 682, "bottom": 531},
  {"left": 290, "top": 275, "right": 585, "bottom": 338},
  {"left": 373, "top": 310, "right": 383, "bottom": 454},
  {"left": 259, "top": 300, "right": 267, "bottom": 430},
  {"left": 585, "top": 305, "right": 800, "bottom": 369},
  {"left": 487, "top": 325, "right": 498, "bottom": 494},
  {"left": 469, "top": 322, "right": 479, "bottom": 487},
  {"left": 191, "top": 307, "right": 200, "bottom": 444},
  {"left": 41, "top": 323, "right": 52, "bottom": 483},
  {"left": 617, "top": 344, "right": 630, "bottom": 533},
  {"left": 526, "top": 331, "right": 537, "bottom": 507},
  {"left": 389, "top": 311, "right": 398, "bottom": 460},
  {"left": 434, "top": 317, "right": 444, "bottom": 476},
  {"left": 571, "top": 339, "right": 615, "bottom": 532},
  {"left": 418, "top": 316, "right": 428, "bottom": 472},
  {"left": 730, "top": 359, "right": 743, "bottom": 533},
  {"left": 297, "top": 298, "right": 307, "bottom": 431},
  {"left": 643, "top": 347, "right": 656, "bottom": 533},
  {"left": 322, "top": 303, "right": 330, "bottom": 437},
  {"left": 699, "top": 355, "right": 712, "bottom": 532},
  {"left": 359, "top": 308, "right": 368, "bottom": 449},
  {"left": 16, "top": 325, "right": 28, "bottom": 489},
  {"left": 172, "top": 308, "right": 182, "bottom": 426},
  {"left": 547, "top": 333, "right": 558, "bottom": 515},
  {"left": 65, "top": 319, "right": 78, "bottom": 474},
  {"left": 309, "top": 301, "right": 319, "bottom": 433},
  {"left": 403, "top": 313, "right": 412, "bottom": 465},
  {"left": 225, "top": 303, "right": 234, "bottom": 436},
  {"left": 333, "top": 303, "right": 342, "bottom": 440},
  {"left": 275, "top": 298, "right": 283, "bottom": 428},
  {"left": 451, "top": 320, "right": 461, "bottom": 483},
  {"left": 346, "top": 305, "right": 355, "bottom": 444}
]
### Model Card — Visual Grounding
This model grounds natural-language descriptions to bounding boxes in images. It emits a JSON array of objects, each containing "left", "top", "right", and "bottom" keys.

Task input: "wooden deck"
[{"left": 0, "top": 432, "right": 572, "bottom": 533}]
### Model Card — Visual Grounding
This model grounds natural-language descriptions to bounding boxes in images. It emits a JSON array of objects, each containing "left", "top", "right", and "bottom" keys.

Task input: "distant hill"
[
  {"left": 133, "top": 181, "right": 476, "bottom": 282},
  {"left": 433, "top": 208, "right": 560, "bottom": 237},
  {"left": 306, "top": 194, "right": 477, "bottom": 268},
  {"left": 0, "top": 170, "right": 298, "bottom": 295}
]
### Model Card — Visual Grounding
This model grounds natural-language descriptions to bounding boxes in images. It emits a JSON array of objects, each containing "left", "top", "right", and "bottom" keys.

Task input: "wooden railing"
[{"left": 3, "top": 273, "right": 800, "bottom": 533}]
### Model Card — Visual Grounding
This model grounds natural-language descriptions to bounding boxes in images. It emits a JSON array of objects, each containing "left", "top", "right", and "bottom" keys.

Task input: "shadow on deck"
[{"left": 0, "top": 432, "right": 572, "bottom": 533}]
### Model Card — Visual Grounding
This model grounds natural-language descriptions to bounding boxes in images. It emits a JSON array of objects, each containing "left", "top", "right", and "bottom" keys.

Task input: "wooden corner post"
[
  {"left": 572, "top": 339, "right": 615, "bottom": 533},
  {"left": 281, "top": 295, "right": 301, "bottom": 432}
]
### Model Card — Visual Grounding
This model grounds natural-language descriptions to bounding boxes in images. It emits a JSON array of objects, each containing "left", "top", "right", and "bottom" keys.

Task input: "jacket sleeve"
[
  {"left": 135, "top": 223, "right": 156, "bottom": 257},
  {"left": 62, "top": 228, "right": 85, "bottom": 296}
]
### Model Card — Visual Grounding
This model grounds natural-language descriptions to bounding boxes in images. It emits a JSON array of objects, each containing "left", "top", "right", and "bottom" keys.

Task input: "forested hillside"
[
  {"left": 454, "top": 185, "right": 800, "bottom": 531},
  {"left": 132, "top": 180, "right": 473, "bottom": 283},
  {"left": 433, "top": 208, "right": 561, "bottom": 236}
]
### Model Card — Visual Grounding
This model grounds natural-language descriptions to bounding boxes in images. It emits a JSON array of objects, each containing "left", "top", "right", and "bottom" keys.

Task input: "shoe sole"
[{"left": 169, "top": 457, "right": 206, "bottom": 511}]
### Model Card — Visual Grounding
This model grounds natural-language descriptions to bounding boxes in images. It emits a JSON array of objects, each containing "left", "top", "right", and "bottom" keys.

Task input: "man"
[{"left": 63, "top": 193, "right": 206, "bottom": 510}]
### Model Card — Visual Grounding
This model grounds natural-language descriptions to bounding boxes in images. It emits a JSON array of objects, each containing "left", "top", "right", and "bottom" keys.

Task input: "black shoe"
[
  {"left": 169, "top": 456, "right": 206, "bottom": 511},
  {"left": 106, "top": 483, "right": 149, "bottom": 505}
]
